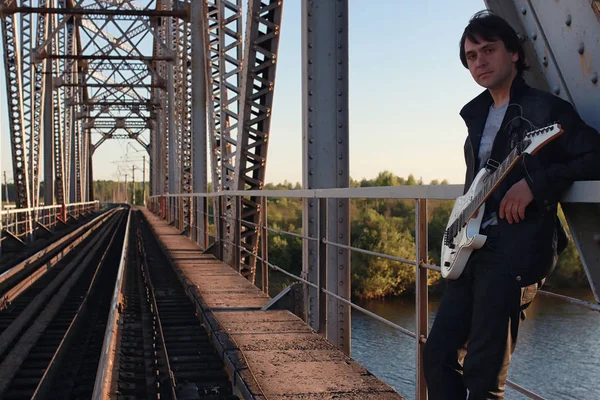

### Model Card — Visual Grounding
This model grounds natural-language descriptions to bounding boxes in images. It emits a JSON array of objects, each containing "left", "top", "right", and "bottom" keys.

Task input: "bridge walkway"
[{"left": 140, "top": 208, "right": 404, "bottom": 399}]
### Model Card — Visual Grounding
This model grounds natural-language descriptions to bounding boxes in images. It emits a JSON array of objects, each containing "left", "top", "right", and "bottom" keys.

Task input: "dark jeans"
[{"left": 423, "top": 233, "right": 523, "bottom": 400}]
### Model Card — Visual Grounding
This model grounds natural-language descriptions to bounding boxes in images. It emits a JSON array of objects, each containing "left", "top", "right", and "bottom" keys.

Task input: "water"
[{"left": 351, "top": 289, "right": 600, "bottom": 400}]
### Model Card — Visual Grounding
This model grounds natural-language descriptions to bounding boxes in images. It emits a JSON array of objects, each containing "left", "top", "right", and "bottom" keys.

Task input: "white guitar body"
[{"left": 441, "top": 168, "right": 489, "bottom": 279}]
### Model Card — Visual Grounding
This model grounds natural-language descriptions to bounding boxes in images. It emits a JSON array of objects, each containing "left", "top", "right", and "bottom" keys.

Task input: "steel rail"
[
  {"left": 31, "top": 210, "right": 127, "bottom": 399},
  {"left": 91, "top": 208, "right": 130, "bottom": 400},
  {"left": 0, "top": 210, "right": 123, "bottom": 395}
]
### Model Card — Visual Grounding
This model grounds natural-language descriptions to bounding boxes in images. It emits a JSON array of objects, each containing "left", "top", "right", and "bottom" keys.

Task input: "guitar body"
[
  {"left": 441, "top": 168, "right": 489, "bottom": 279},
  {"left": 440, "top": 123, "right": 564, "bottom": 279}
]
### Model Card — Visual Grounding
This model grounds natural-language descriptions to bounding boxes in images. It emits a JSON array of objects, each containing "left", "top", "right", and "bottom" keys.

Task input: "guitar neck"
[{"left": 458, "top": 147, "right": 521, "bottom": 227}]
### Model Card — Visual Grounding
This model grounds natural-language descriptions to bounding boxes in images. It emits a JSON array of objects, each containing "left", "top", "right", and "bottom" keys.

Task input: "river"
[{"left": 351, "top": 288, "right": 600, "bottom": 399}]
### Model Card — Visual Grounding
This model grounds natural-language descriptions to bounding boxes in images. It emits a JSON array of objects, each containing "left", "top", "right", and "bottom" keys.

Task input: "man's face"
[{"left": 464, "top": 36, "right": 518, "bottom": 90}]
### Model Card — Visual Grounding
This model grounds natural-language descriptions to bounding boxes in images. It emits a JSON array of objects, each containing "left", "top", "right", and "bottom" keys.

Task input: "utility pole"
[
  {"left": 132, "top": 165, "right": 135, "bottom": 205},
  {"left": 3, "top": 172, "right": 8, "bottom": 206},
  {"left": 142, "top": 156, "right": 146, "bottom": 206},
  {"left": 125, "top": 174, "right": 128, "bottom": 205}
]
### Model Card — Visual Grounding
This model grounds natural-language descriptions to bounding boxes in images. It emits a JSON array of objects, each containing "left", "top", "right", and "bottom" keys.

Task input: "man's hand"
[{"left": 499, "top": 178, "right": 534, "bottom": 224}]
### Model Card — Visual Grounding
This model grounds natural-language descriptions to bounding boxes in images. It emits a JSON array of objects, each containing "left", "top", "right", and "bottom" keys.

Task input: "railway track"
[
  {"left": 0, "top": 208, "right": 241, "bottom": 399},
  {"left": 0, "top": 207, "right": 128, "bottom": 399},
  {"left": 101, "top": 210, "right": 239, "bottom": 399}
]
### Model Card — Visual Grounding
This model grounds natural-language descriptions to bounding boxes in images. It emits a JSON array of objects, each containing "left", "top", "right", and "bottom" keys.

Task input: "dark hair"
[{"left": 459, "top": 10, "right": 528, "bottom": 73}]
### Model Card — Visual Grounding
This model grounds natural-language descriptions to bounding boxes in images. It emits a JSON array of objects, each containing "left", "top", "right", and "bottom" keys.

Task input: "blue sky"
[{"left": 1, "top": 0, "right": 487, "bottom": 186}]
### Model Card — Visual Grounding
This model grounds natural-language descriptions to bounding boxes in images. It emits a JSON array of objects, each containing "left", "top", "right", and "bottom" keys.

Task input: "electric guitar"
[{"left": 440, "top": 123, "right": 564, "bottom": 279}]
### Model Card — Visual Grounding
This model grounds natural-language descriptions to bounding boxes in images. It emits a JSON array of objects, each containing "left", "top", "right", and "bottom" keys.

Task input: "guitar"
[{"left": 440, "top": 123, "right": 564, "bottom": 279}]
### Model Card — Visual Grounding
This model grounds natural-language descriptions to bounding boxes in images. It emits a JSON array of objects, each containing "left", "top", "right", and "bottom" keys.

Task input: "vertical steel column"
[
  {"left": 261, "top": 196, "right": 269, "bottom": 295},
  {"left": 167, "top": 5, "right": 177, "bottom": 210},
  {"left": 302, "top": 0, "right": 350, "bottom": 354},
  {"left": 43, "top": 56, "right": 54, "bottom": 206},
  {"left": 415, "top": 198, "right": 429, "bottom": 400},
  {"left": 191, "top": 0, "right": 208, "bottom": 248}
]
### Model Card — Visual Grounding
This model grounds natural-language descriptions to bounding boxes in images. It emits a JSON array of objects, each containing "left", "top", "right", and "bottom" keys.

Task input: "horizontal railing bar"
[
  {"left": 151, "top": 181, "right": 599, "bottom": 202},
  {"left": 537, "top": 290, "right": 600, "bottom": 312},
  {"left": 506, "top": 380, "right": 546, "bottom": 400},
  {"left": 0, "top": 201, "right": 99, "bottom": 216},
  {"left": 238, "top": 246, "right": 418, "bottom": 339},
  {"left": 322, "top": 238, "right": 417, "bottom": 266}
]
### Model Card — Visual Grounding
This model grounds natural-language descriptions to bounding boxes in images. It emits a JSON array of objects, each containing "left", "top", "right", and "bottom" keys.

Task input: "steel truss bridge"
[{"left": 1, "top": 1, "right": 599, "bottom": 398}]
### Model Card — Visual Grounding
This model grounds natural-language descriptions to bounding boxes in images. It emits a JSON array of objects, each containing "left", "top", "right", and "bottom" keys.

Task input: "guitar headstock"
[{"left": 521, "top": 124, "right": 564, "bottom": 155}]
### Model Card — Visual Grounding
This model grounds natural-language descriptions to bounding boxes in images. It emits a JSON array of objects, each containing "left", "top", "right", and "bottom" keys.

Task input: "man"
[{"left": 423, "top": 11, "right": 600, "bottom": 400}]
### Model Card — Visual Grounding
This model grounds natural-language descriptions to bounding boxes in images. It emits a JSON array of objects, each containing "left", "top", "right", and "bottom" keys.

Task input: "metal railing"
[
  {"left": 0, "top": 201, "right": 100, "bottom": 244},
  {"left": 148, "top": 181, "right": 600, "bottom": 400}
]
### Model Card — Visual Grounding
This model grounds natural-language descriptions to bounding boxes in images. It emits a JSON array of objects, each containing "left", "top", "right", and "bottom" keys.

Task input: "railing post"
[
  {"left": 234, "top": 195, "right": 242, "bottom": 272},
  {"left": 218, "top": 196, "right": 225, "bottom": 261},
  {"left": 415, "top": 198, "right": 429, "bottom": 400},
  {"left": 202, "top": 196, "right": 208, "bottom": 249},
  {"left": 318, "top": 198, "right": 328, "bottom": 336},
  {"left": 261, "top": 196, "right": 269, "bottom": 295}
]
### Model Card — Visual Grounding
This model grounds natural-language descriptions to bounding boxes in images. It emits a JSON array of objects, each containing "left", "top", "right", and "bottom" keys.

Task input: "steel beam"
[
  {"left": 191, "top": 0, "right": 207, "bottom": 247},
  {"left": 234, "top": 0, "right": 284, "bottom": 282},
  {"left": 302, "top": 0, "right": 350, "bottom": 354},
  {"left": 486, "top": 0, "right": 600, "bottom": 301}
]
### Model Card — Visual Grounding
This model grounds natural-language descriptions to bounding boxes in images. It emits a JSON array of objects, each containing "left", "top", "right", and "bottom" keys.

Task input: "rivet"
[
  {"left": 339, "top": 218, "right": 343, "bottom": 223},
  {"left": 553, "top": 86, "right": 560, "bottom": 95},
  {"left": 338, "top": 201, "right": 343, "bottom": 207},
  {"left": 338, "top": 155, "right": 343, "bottom": 160},
  {"left": 338, "top": 123, "right": 343, "bottom": 128},
  {"left": 542, "top": 57, "right": 548, "bottom": 67},
  {"left": 565, "top": 14, "right": 572, "bottom": 27},
  {"left": 339, "top": 250, "right": 343, "bottom": 254},
  {"left": 338, "top": 92, "right": 342, "bottom": 96},
  {"left": 310, "top": 218, "right": 314, "bottom": 223},
  {"left": 339, "top": 234, "right": 343, "bottom": 238},
  {"left": 339, "top": 170, "right": 343, "bottom": 175},
  {"left": 309, "top": 155, "right": 314, "bottom": 159},
  {"left": 309, "top": 138, "right": 314, "bottom": 143},
  {"left": 309, "top": 123, "right": 313, "bottom": 128},
  {"left": 308, "top": 44, "right": 313, "bottom": 48},
  {"left": 308, "top": 28, "right": 312, "bottom": 32},
  {"left": 338, "top": 108, "right": 343, "bottom": 112},
  {"left": 309, "top": 169, "right": 314, "bottom": 175},
  {"left": 338, "top": 60, "right": 343, "bottom": 65},
  {"left": 308, "top": 59, "right": 313, "bottom": 64},
  {"left": 577, "top": 43, "right": 584, "bottom": 55},
  {"left": 338, "top": 44, "right": 342, "bottom": 49},
  {"left": 516, "top": 275, "right": 522, "bottom": 281},
  {"left": 338, "top": 139, "right": 343, "bottom": 144},
  {"left": 339, "top": 280, "right": 343, "bottom": 286},
  {"left": 592, "top": 72, "right": 598, "bottom": 84},
  {"left": 308, "top": 12, "right": 312, "bottom": 16},
  {"left": 521, "top": 7, "right": 527, "bottom": 15},
  {"left": 339, "top": 265, "right": 343, "bottom": 270},
  {"left": 309, "top": 200, "right": 314, "bottom": 207},
  {"left": 309, "top": 107, "right": 313, "bottom": 111},
  {"left": 531, "top": 32, "right": 537, "bottom": 41},
  {"left": 517, "top": 33, "right": 525, "bottom": 42},
  {"left": 309, "top": 91, "right": 313, "bottom": 96},
  {"left": 338, "top": 28, "right": 342, "bottom": 33},
  {"left": 338, "top": 13, "right": 342, "bottom": 17},
  {"left": 309, "top": 75, "right": 313, "bottom": 80}
]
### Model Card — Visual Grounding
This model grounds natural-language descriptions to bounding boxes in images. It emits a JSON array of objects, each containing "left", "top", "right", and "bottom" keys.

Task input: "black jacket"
[{"left": 460, "top": 75, "right": 600, "bottom": 286}]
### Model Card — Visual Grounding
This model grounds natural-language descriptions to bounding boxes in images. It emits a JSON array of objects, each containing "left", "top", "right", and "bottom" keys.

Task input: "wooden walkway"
[{"left": 140, "top": 208, "right": 404, "bottom": 399}]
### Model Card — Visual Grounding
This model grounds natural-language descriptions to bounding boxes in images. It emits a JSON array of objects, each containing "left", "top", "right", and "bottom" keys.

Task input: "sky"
[{"left": 0, "top": 0, "right": 487, "bottom": 186}]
